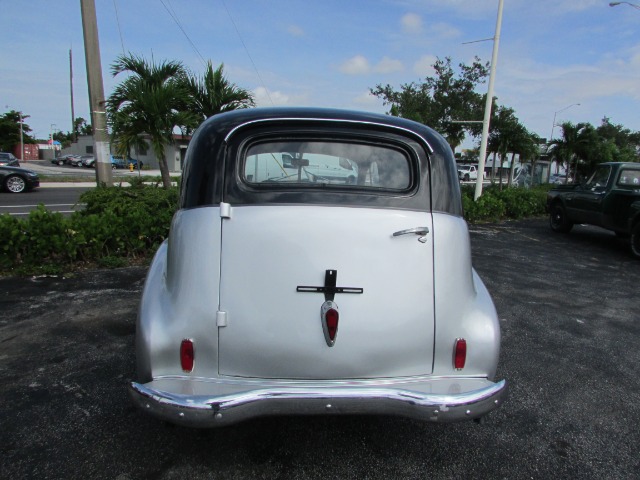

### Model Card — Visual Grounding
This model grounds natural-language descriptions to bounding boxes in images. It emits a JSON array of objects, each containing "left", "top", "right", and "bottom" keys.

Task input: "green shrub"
[
  {"left": 493, "top": 187, "right": 548, "bottom": 219},
  {"left": 0, "top": 184, "right": 178, "bottom": 275},
  {"left": 462, "top": 189, "right": 506, "bottom": 223},
  {"left": 461, "top": 184, "right": 547, "bottom": 223},
  {"left": 0, "top": 214, "right": 25, "bottom": 269}
]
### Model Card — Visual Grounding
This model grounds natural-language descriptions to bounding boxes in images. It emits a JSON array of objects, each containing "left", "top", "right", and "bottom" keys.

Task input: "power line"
[
  {"left": 112, "top": 0, "right": 126, "bottom": 55},
  {"left": 159, "top": 0, "right": 207, "bottom": 68},
  {"left": 220, "top": 0, "right": 273, "bottom": 105}
]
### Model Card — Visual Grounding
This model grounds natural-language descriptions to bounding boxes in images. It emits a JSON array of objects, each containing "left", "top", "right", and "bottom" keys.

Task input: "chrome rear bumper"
[{"left": 129, "top": 377, "right": 507, "bottom": 427}]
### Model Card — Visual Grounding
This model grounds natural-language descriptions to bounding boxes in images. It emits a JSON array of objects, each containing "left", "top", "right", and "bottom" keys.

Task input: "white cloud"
[
  {"left": 253, "top": 87, "right": 290, "bottom": 106},
  {"left": 339, "top": 55, "right": 371, "bottom": 75},
  {"left": 413, "top": 55, "right": 438, "bottom": 77},
  {"left": 338, "top": 56, "right": 403, "bottom": 76},
  {"left": 287, "top": 25, "right": 304, "bottom": 37},
  {"left": 401, "top": 13, "right": 423, "bottom": 34},
  {"left": 430, "top": 22, "right": 461, "bottom": 39},
  {"left": 374, "top": 56, "right": 404, "bottom": 74},
  {"left": 353, "top": 90, "right": 380, "bottom": 107}
]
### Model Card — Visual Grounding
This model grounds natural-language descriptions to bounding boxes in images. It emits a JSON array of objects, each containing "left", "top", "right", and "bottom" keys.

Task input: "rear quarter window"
[{"left": 617, "top": 169, "right": 640, "bottom": 187}]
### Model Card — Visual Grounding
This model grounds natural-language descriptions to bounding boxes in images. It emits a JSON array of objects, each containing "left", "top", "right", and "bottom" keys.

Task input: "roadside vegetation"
[
  {"left": 0, "top": 182, "right": 549, "bottom": 276},
  {"left": 461, "top": 184, "right": 550, "bottom": 223},
  {"left": 0, "top": 182, "right": 178, "bottom": 276}
]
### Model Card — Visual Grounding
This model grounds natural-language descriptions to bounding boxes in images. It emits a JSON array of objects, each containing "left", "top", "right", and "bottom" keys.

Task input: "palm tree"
[
  {"left": 548, "top": 122, "right": 595, "bottom": 183},
  {"left": 110, "top": 109, "right": 149, "bottom": 177},
  {"left": 487, "top": 106, "right": 519, "bottom": 184},
  {"left": 107, "top": 54, "right": 194, "bottom": 188},
  {"left": 181, "top": 62, "right": 255, "bottom": 125}
]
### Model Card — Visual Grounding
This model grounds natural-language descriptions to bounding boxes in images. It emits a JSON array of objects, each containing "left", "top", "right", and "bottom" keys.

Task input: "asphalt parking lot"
[{"left": 1, "top": 217, "right": 639, "bottom": 479}]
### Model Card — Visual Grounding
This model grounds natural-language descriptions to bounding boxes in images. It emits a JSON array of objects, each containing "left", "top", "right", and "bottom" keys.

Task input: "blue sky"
[{"left": 2, "top": 0, "right": 640, "bottom": 151}]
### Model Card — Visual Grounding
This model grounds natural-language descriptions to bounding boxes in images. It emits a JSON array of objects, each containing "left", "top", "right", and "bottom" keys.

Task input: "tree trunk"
[
  {"left": 158, "top": 156, "right": 172, "bottom": 189},
  {"left": 531, "top": 158, "right": 537, "bottom": 186},
  {"left": 491, "top": 152, "right": 497, "bottom": 183},
  {"left": 508, "top": 152, "right": 516, "bottom": 188}
]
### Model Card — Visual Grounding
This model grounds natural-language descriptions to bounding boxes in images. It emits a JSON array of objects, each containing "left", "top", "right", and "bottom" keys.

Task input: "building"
[{"left": 61, "top": 134, "right": 190, "bottom": 172}]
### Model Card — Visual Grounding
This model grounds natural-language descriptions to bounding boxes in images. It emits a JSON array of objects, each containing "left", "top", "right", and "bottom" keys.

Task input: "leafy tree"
[
  {"left": 370, "top": 56, "right": 489, "bottom": 150},
  {"left": 180, "top": 62, "right": 255, "bottom": 126},
  {"left": 74, "top": 117, "right": 93, "bottom": 136},
  {"left": 53, "top": 130, "right": 73, "bottom": 149},
  {"left": 107, "top": 54, "right": 193, "bottom": 188},
  {"left": 0, "top": 110, "right": 36, "bottom": 152},
  {"left": 596, "top": 118, "right": 640, "bottom": 163},
  {"left": 548, "top": 122, "right": 598, "bottom": 182}
]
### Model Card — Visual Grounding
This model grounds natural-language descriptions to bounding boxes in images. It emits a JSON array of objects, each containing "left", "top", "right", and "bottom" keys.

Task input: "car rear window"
[{"left": 243, "top": 140, "right": 412, "bottom": 191}]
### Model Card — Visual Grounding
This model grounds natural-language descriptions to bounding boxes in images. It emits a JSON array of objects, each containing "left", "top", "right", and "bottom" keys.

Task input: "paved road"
[
  {"left": 0, "top": 218, "right": 639, "bottom": 479},
  {"left": 1, "top": 161, "right": 179, "bottom": 215},
  {"left": 0, "top": 187, "right": 91, "bottom": 216}
]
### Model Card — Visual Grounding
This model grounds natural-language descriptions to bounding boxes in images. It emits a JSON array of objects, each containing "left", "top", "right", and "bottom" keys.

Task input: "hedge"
[
  {"left": 0, "top": 183, "right": 549, "bottom": 275},
  {"left": 0, "top": 183, "right": 178, "bottom": 275},
  {"left": 460, "top": 184, "right": 549, "bottom": 223}
]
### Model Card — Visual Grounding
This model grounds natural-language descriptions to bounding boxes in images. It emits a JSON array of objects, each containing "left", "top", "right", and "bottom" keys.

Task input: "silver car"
[{"left": 129, "top": 108, "right": 507, "bottom": 427}]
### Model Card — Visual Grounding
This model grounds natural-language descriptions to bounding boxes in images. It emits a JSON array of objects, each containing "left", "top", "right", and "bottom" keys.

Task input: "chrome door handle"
[{"left": 392, "top": 227, "right": 430, "bottom": 243}]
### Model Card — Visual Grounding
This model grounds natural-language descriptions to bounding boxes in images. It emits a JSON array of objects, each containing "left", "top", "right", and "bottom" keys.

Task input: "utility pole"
[
  {"left": 80, "top": 0, "right": 112, "bottom": 186},
  {"left": 18, "top": 112, "right": 24, "bottom": 162},
  {"left": 70, "top": 48, "right": 76, "bottom": 143},
  {"left": 474, "top": 0, "right": 504, "bottom": 201}
]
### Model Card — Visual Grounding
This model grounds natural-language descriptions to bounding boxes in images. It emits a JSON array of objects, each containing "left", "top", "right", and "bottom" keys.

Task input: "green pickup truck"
[{"left": 546, "top": 162, "right": 640, "bottom": 259}]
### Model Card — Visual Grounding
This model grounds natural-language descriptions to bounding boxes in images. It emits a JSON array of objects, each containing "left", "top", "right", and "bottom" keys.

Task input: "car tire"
[
  {"left": 4, "top": 175, "right": 27, "bottom": 193},
  {"left": 631, "top": 222, "right": 640, "bottom": 259},
  {"left": 549, "top": 203, "right": 573, "bottom": 233},
  {"left": 111, "top": 164, "right": 116, "bottom": 170},
  {"left": 57, "top": 160, "right": 64, "bottom": 166},
  {"left": 464, "top": 174, "right": 470, "bottom": 181}
]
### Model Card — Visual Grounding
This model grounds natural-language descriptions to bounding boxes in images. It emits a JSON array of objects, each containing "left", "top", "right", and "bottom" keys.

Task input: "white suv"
[{"left": 458, "top": 164, "right": 482, "bottom": 181}]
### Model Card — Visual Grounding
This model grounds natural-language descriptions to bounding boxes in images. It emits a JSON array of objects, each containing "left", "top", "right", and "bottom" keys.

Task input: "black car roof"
[{"left": 180, "top": 107, "right": 462, "bottom": 216}]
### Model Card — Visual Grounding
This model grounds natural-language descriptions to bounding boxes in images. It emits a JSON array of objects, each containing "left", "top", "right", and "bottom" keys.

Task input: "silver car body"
[{"left": 130, "top": 108, "right": 507, "bottom": 427}]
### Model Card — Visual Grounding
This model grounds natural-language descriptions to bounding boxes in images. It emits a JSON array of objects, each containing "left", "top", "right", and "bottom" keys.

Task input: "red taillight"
[
  {"left": 454, "top": 338, "right": 466, "bottom": 370},
  {"left": 180, "top": 339, "right": 195, "bottom": 372},
  {"left": 325, "top": 308, "right": 339, "bottom": 340}
]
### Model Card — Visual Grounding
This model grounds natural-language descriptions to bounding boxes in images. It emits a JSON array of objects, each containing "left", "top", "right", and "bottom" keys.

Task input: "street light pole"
[
  {"left": 50, "top": 124, "right": 57, "bottom": 159},
  {"left": 609, "top": 2, "right": 640, "bottom": 10},
  {"left": 475, "top": 0, "right": 504, "bottom": 201},
  {"left": 19, "top": 112, "right": 23, "bottom": 162},
  {"left": 548, "top": 103, "right": 580, "bottom": 180},
  {"left": 549, "top": 103, "right": 580, "bottom": 142}
]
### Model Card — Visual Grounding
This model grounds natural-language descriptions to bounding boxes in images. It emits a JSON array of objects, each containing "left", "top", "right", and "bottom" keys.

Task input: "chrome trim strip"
[
  {"left": 223, "top": 117, "right": 435, "bottom": 154},
  {"left": 129, "top": 379, "right": 507, "bottom": 427}
]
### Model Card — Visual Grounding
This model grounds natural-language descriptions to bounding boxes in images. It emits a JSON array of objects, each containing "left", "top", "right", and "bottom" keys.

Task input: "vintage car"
[
  {"left": 547, "top": 162, "right": 640, "bottom": 258},
  {"left": 129, "top": 107, "right": 507, "bottom": 427}
]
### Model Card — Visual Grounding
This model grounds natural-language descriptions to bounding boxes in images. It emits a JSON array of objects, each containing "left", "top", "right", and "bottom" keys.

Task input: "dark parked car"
[
  {"left": 547, "top": 162, "right": 640, "bottom": 258},
  {"left": 84, "top": 155, "right": 143, "bottom": 170},
  {"left": 51, "top": 155, "right": 68, "bottom": 166},
  {"left": 0, "top": 165, "right": 40, "bottom": 193},
  {"left": 67, "top": 155, "right": 84, "bottom": 167},
  {"left": 112, "top": 156, "right": 143, "bottom": 170},
  {"left": 0, "top": 152, "right": 20, "bottom": 167}
]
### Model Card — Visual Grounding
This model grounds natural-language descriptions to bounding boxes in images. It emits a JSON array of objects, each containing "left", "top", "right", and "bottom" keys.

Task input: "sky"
[{"left": 2, "top": 0, "right": 640, "bottom": 152}]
